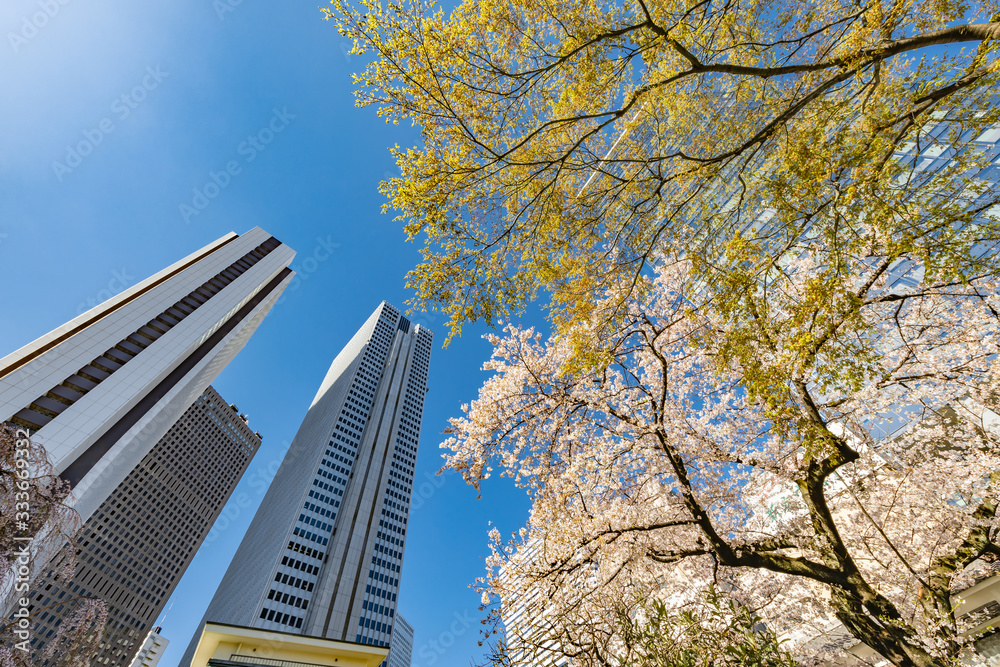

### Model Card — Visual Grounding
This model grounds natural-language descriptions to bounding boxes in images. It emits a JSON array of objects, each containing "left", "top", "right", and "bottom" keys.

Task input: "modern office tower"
[
  {"left": 499, "top": 541, "right": 571, "bottom": 667},
  {"left": 183, "top": 302, "right": 432, "bottom": 666},
  {"left": 387, "top": 614, "right": 414, "bottom": 667},
  {"left": 128, "top": 627, "right": 168, "bottom": 667},
  {"left": 0, "top": 227, "right": 292, "bottom": 526},
  {"left": 24, "top": 386, "right": 262, "bottom": 667}
]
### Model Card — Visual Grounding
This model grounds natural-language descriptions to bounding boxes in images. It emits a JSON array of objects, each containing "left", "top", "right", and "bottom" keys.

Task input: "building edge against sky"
[
  {"left": 181, "top": 301, "right": 431, "bottom": 666},
  {"left": 0, "top": 227, "right": 295, "bottom": 609}
]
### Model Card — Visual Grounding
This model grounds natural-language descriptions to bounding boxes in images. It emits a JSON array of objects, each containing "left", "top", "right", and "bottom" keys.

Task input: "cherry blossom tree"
[
  {"left": 0, "top": 424, "right": 107, "bottom": 667},
  {"left": 0, "top": 424, "right": 78, "bottom": 589},
  {"left": 445, "top": 254, "right": 1000, "bottom": 667},
  {"left": 489, "top": 580, "right": 801, "bottom": 667},
  {"left": 617, "top": 588, "right": 800, "bottom": 667},
  {"left": 330, "top": 0, "right": 1000, "bottom": 661}
]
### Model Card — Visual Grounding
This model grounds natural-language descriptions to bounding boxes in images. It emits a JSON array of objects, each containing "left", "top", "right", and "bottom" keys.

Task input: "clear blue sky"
[{"left": 0, "top": 0, "right": 532, "bottom": 665}]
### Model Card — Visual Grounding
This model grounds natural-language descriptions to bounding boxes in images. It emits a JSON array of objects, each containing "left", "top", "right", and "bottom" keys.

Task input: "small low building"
[{"left": 187, "top": 622, "right": 389, "bottom": 667}]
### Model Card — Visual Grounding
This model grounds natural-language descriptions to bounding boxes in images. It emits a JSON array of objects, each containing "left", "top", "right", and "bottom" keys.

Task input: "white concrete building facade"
[
  {"left": 0, "top": 227, "right": 294, "bottom": 523},
  {"left": 128, "top": 627, "right": 168, "bottom": 667}
]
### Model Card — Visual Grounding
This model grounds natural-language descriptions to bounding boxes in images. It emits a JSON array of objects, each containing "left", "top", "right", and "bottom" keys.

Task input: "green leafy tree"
[
  {"left": 617, "top": 588, "right": 800, "bottom": 667},
  {"left": 328, "top": 1, "right": 1000, "bottom": 665},
  {"left": 328, "top": 0, "right": 1000, "bottom": 368}
]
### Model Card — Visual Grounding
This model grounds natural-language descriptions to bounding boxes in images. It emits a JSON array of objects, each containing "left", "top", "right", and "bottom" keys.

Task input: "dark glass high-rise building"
[
  {"left": 183, "top": 302, "right": 431, "bottom": 664},
  {"left": 26, "top": 386, "right": 262, "bottom": 667}
]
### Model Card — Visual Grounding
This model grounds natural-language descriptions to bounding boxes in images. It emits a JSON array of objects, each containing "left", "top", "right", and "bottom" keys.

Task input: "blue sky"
[{"left": 0, "top": 0, "right": 532, "bottom": 665}]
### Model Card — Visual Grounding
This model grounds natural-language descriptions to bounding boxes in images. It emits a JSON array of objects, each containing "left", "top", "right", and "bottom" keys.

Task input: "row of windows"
[
  {"left": 317, "top": 467, "right": 346, "bottom": 486},
  {"left": 321, "top": 455, "right": 349, "bottom": 477},
  {"left": 390, "top": 458, "right": 414, "bottom": 477},
  {"left": 274, "top": 570, "right": 315, "bottom": 591},
  {"left": 374, "top": 542, "right": 401, "bottom": 561},
  {"left": 329, "top": 443, "right": 356, "bottom": 461},
  {"left": 293, "top": 526, "right": 330, "bottom": 546},
  {"left": 313, "top": 478, "right": 342, "bottom": 496},
  {"left": 386, "top": 484, "right": 410, "bottom": 504},
  {"left": 287, "top": 540, "right": 323, "bottom": 560},
  {"left": 362, "top": 599, "right": 395, "bottom": 617},
  {"left": 370, "top": 555, "right": 400, "bottom": 574},
  {"left": 356, "top": 635, "right": 390, "bottom": 648},
  {"left": 260, "top": 607, "right": 303, "bottom": 628},
  {"left": 304, "top": 501, "right": 336, "bottom": 519},
  {"left": 378, "top": 523, "right": 405, "bottom": 543},
  {"left": 9, "top": 237, "right": 281, "bottom": 431},
  {"left": 358, "top": 615, "right": 392, "bottom": 635},
  {"left": 368, "top": 568, "right": 399, "bottom": 588},
  {"left": 379, "top": 514, "right": 405, "bottom": 538},
  {"left": 267, "top": 588, "right": 309, "bottom": 609},
  {"left": 308, "top": 489, "right": 340, "bottom": 508},
  {"left": 383, "top": 494, "right": 407, "bottom": 515},
  {"left": 281, "top": 555, "right": 319, "bottom": 575},
  {"left": 382, "top": 495, "right": 410, "bottom": 524},
  {"left": 388, "top": 466, "right": 413, "bottom": 487},
  {"left": 366, "top": 582, "right": 398, "bottom": 601},
  {"left": 299, "top": 512, "right": 333, "bottom": 533},
  {"left": 386, "top": 477, "right": 410, "bottom": 502},
  {"left": 380, "top": 505, "right": 405, "bottom": 527}
]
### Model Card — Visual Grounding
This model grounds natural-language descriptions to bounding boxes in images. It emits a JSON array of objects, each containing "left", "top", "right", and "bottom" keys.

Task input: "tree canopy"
[
  {"left": 328, "top": 0, "right": 1000, "bottom": 665},
  {"left": 328, "top": 0, "right": 1000, "bottom": 353},
  {"left": 0, "top": 425, "right": 107, "bottom": 667},
  {"left": 444, "top": 260, "right": 1000, "bottom": 667}
]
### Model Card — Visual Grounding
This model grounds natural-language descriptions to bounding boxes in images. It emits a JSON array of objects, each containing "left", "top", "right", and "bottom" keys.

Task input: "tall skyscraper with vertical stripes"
[
  {"left": 183, "top": 302, "right": 431, "bottom": 664},
  {"left": 0, "top": 227, "right": 294, "bottom": 608}
]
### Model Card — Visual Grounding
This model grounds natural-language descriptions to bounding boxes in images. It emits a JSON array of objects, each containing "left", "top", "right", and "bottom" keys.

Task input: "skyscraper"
[
  {"left": 128, "top": 627, "right": 168, "bottom": 667},
  {"left": 0, "top": 227, "right": 294, "bottom": 526},
  {"left": 25, "top": 386, "right": 262, "bottom": 667},
  {"left": 387, "top": 614, "right": 414, "bottom": 667},
  {"left": 128, "top": 627, "right": 169, "bottom": 667},
  {"left": 499, "top": 540, "right": 572, "bottom": 667},
  {"left": 183, "top": 302, "right": 432, "bottom": 665}
]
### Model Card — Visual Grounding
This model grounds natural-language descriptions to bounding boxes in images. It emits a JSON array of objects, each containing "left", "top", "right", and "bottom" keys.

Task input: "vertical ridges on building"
[{"left": 182, "top": 302, "right": 432, "bottom": 664}]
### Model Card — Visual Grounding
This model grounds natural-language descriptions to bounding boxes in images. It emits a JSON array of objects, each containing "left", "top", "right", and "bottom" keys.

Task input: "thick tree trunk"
[{"left": 830, "top": 587, "right": 947, "bottom": 667}]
